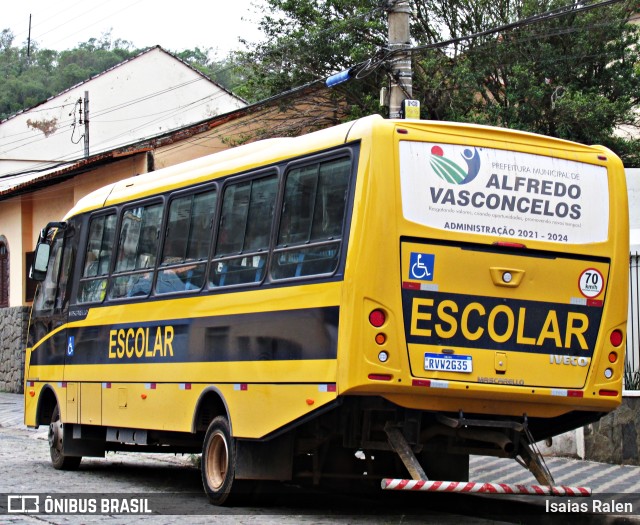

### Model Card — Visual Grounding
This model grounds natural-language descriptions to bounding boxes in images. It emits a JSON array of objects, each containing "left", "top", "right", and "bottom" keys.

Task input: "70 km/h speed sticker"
[{"left": 579, "top": 268, "right": 604, "bottom": 298}]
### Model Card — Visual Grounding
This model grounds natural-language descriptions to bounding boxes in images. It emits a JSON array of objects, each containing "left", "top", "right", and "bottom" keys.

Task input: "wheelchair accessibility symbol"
[
  {"left": 409, "top": 252, "right": 435, "bottom": 281},
  {"left": 67, "top": 336, "right": 75, "bottom": 357}
]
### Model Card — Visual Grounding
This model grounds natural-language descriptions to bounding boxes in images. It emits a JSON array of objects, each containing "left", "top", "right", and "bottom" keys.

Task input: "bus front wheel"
[
  {"left": 48, "top": 405, "right": 82, "bottom": 470},
  {"left": 202, "top": 416, "right": 245, "bottom": 505}
]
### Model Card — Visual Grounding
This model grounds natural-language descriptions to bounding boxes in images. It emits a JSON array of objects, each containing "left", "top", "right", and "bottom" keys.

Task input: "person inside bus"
[
  {"left": 127, "top": 272, "right": 152, "bottom": 297},
  {"left": 156, "top": 263, "right": 201, "bottom": 293},
  {"left": 84, "top": 251, "right": 98, "bottom": 277}
]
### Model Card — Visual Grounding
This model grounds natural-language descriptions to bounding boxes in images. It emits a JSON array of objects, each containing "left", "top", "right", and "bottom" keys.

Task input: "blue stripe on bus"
[{"left": 29, "top": 306, "right": 339, "bottom": 366}]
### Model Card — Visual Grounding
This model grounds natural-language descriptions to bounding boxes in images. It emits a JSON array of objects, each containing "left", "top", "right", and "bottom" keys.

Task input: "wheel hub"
[
  {"left": 48, "top": 419, "right": 62, "bottom": 450},
  {"left": 206, "top": 431, "right": 228, "bottom": 490}
]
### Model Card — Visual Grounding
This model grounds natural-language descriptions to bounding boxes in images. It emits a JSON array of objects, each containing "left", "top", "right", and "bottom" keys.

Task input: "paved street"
[{"left": 1, "top": 391, "right": 640, "bottom": 523}]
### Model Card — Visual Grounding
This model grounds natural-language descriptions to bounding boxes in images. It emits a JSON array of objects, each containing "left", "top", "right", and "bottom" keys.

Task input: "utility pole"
[
  {"left": 27, "top": 15, "right": 32, "bottom": 57},
  {"left": 387, "top": 0, "right": 419, "bottom": 119},
  {"left": 83, "top": 91, "right": 90, "bottom": 158}
]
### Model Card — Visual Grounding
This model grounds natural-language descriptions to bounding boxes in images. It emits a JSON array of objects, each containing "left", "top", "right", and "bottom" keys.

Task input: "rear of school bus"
[{"left": 335, "top": 116, "right": 628, "bottom": 487}]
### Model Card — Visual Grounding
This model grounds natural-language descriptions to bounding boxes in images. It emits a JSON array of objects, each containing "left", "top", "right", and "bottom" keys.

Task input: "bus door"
[{"left": 29, "top": 224, "right": 77, "bottom": 420}]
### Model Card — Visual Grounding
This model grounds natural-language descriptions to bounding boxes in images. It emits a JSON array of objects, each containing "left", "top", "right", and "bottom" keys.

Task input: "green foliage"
[
  {"left": 231, "top": 0, "right": 640, "bottom": 165},
  {"left": 1, "top": 1, "right": 639, "bottom": 166},
  {"left": 0, "top": 29, "right": 248, "bottom": 121},
  {"left": 232, "top": 0, "right": 388, "bottom": 115},
  {"left": 0, "top": 30, "right": 141, "bottom": 120},
  {"left": 175, "top": 47, "right": 247, "bottom": 94},
  {"left": 423, "top": 0, "right": 640, "bottom": 164}
]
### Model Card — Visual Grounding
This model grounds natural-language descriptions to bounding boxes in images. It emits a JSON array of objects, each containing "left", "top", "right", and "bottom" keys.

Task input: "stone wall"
[
  {"left": 584, "top": 396, "right": 640, "bottom": 465},
  {"left": 0, "top": 306, "right": 29, "bottom": 393}
]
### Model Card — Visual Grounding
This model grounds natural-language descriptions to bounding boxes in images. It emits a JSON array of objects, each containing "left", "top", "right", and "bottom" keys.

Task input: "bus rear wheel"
[
  {"left": 48, "top": 405, "right": 82, "bottom": 470},
  {"left": 202, "top": 416, "right": 249, "bottom": 505}
]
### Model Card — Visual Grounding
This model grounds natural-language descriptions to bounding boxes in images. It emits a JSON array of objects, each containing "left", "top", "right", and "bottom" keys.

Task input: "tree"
[
  {"left": 232, "top": 0, "right": 640, "bottom": 165},
  {"left": 0, "top": 31, "right": 248, "bottom": 121},
  {"left": 175, "top": 47, "right": 247, "bottom": 94},
  {"left": 412, "top": 0, "right": 640, "bottom": 157},
  {"left": 232, "top": 0, "right": 389, "bottom": 119},
  {"left": 0, "top": 31, "right": 140, "bottom": 121}
]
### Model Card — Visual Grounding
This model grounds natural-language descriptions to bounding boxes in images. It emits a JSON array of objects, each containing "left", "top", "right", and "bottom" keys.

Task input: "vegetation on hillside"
[{"left": 1, "top": 0, "right": 639, "bottom": 165}]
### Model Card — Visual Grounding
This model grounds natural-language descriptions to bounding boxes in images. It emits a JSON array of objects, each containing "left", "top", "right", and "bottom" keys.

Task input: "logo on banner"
[{"left": 430, "top": 146, "right": 481, "bottom": 185}]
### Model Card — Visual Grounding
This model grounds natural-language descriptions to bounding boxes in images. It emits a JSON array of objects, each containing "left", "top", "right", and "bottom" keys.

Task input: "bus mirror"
[{"left": 30, "top": 243, "right": 51, "bottom": 282}]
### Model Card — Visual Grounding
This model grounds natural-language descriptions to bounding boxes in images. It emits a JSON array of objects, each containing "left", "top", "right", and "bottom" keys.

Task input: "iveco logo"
[{"left": 550, "top": 355, "right": 589, "bottom": 367}]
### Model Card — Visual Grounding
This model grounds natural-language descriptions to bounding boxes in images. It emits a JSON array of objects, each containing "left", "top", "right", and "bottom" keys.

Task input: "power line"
[
  {"left": 1, "top": 0, "right": 634, "bottom": 176},
  {"left": 0, "top": 77, "right": 218, "bottom": 152},
  {"left": 402, "top": 0, "right": 628, "bottom": 58},
  {"left": 0, "top": 87, "right": 247, "bottom": 176},
  {"left": 33, "top": 0, "right": 116, "bottom": 43},
  {"left": 8, "top": 0, "right": 85, "bottom": 43},
  {"left": 45, "top": 0, "right": 146, "bottom": 49},
  {"left": 322, "top": 0, "right": 631, "bottom": 101}
]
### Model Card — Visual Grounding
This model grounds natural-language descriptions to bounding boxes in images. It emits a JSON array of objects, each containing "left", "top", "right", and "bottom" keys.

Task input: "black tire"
[
  {"left": 201, "top": 415, "right": 250, "bottom": 506},
  {"left": 48, "top": 404, "right": 82, "bottom": 470}
]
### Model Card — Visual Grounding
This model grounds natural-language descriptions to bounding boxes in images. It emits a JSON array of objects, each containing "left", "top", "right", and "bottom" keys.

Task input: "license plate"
[{"left": 424, "top": 353, "right": 472, "bottom": 373}]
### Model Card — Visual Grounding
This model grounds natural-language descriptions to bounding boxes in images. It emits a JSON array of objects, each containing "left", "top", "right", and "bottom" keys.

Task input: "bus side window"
[
  {"left": 157, "top": 189, "right": 216, "bottom": 294},
  {"left": 77, "top": 214, "right": 116, "bottom": 304},
  {"left": 271, "top": 157, "right": 350, "bottom": 280},
  {"left": 55, "top": 241, "right": 74, "bottom": 310},
  {"left": 109, "top": 202, "right": 163, "bottom": 300},
  {"left": 210, "top": 175, "right": 277, "bottom": 287}
]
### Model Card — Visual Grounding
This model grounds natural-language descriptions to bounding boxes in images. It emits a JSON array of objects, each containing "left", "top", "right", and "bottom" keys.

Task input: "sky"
[{"left": 1, "top": 0, "right": 266, "bottom": 58}]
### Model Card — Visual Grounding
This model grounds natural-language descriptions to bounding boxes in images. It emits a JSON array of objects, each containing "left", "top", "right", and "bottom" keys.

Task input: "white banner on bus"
[{"left": 399, "top": 141, "right": 610, "bottom": 244}]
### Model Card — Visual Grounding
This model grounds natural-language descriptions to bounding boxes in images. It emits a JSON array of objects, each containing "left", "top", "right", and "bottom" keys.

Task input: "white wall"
[{"left": 0, "top": 47, "right": 245, "bottom": 182}]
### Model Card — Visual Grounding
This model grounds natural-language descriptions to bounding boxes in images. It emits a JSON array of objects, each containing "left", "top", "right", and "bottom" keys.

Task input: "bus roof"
[
  {"left": 65, "top": 116, "right": 372, "bottom": 219},
  {"left": 65, "top": 114, "right": 611, "bottom": 219}
]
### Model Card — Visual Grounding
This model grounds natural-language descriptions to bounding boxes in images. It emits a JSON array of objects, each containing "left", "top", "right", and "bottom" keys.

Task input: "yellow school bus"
[{"left": 25, "top": 115, "right": 628, "bottom": 503}]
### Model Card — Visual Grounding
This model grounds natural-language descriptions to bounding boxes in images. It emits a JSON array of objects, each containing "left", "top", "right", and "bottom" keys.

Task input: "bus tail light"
[
  {"left": 369, "top": 309, "right": 386, "bottom": 328},
  {"left": 368, "top": 373, "right": 392, "bottom": 381},
  {"left": 608, "top": 351, "right": 618, "bottom": 363},
  {"left": 610, "top": 330, "right": 623, "bottom": 347},
  {"left": 599, "top": 389, "right": 618, "bottom": 397}
]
